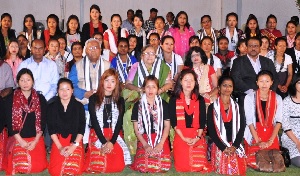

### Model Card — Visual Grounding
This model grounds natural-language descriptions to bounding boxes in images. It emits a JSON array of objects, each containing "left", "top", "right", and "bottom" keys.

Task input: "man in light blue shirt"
[
  {"left": 18, "top": 39, "right": 59, "bottom": 101},
  {"left": 121, "top": 9, "right": 134, "bottom": 31}
]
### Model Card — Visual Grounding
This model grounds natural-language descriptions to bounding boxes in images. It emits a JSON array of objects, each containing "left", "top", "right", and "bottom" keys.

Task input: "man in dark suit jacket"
[
  {"left": 232, "top": 37, "right": 278, "bottom": 93},
  {"left": 231, "top": 37, "right": 278, "bottom": 117},
  {"left": 285, "top": 32, "right": 300, "bottom": 73}
]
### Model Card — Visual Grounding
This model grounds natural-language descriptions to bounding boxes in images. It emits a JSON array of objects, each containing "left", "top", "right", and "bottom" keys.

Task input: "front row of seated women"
[{"left": 1, "top": 67, "right": 300, "bottom": 175}]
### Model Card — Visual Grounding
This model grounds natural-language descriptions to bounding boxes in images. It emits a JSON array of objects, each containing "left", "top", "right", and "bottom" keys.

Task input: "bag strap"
[{"left": 18, "top": 100, "right": 33, "bottom": 133}]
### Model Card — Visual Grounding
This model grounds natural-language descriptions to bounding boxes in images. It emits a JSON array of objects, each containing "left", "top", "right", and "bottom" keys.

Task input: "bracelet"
[{"left": 195, "top": 135, "right": 201, "bottom": 139}]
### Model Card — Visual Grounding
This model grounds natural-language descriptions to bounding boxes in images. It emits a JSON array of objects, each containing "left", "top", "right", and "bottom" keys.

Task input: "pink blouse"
[
  {"left": 169, "top": 26, "right": 195, "bottom": 59},
  {"left": 5, "top": 57, "right": 23, "bottom": 83}
]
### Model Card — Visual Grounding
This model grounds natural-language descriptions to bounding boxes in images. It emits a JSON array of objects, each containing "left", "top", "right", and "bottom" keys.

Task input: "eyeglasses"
[
  {"left": 88, "top": 46, "right": 100, "bottom": 50},
  {"left": 143, "top": 52, "right": 156, "bottom": 57},
  {"left": 191, "top": 53, "right": 200, "bottom": 59},
  {"left": 248, "top": 45, "right": 260, "bottom": 48}
]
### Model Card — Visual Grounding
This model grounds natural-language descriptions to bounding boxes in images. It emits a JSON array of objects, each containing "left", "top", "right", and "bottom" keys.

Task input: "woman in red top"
[
  {"left": 169, "top": 68, "right": 212, "bottom": 172},
  {"left": 184, "top": 46, "right": 218, "bottom": 106},
  {"left": 261, "top": 14, "right": 282, "bottom": 50},
  {"left": 103, "top": 14, "right": 129, "bottom": 61},
  {"left": 41, "top": 14, "right": 63, "bottom": 49}
]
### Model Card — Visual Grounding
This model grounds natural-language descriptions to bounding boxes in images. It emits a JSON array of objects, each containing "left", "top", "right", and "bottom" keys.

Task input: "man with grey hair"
[{"left": 69, "top": 38, "right": 110, "bottom": 144}]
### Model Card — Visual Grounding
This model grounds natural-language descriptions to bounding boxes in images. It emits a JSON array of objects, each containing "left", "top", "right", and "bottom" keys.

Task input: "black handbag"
[{"left": 280, "top": 146, "right": 291, "bottom": 167}]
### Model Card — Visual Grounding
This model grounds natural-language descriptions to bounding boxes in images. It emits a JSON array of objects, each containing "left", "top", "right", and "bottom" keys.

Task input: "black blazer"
[
  {"left": 231, "top": 55, "right": 278, "bottom": 93},
  {"left": 285, "top": 47, "right": 298, "bottom": 73}
]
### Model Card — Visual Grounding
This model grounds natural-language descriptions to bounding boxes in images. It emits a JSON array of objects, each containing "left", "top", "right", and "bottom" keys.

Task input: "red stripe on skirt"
[
  {"left": 245, "top": 122, "right": 280, "bottom": 169},
  {"left": 211, "top": 143, "right": 246, "bottom": 175},
  {"left": 130, "top": 133, "right": 171, "bottom": 173},
  {"left": 84, "top": 128, "right": 125, "bottom": 173},
  {"left": 173, "top": 128, "right": 212, "bottom": 172},
  {"left": 48, "top": 134, "right": 84, "bottom": 176},
  {"left": 0, "top": 129, "right": 8, "bottom": 171},
  {"left": 6, "top": 137, "right": 48, "bottom": 175}
]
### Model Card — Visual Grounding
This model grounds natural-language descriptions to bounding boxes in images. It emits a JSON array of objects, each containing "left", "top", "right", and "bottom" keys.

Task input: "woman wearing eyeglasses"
[
  {"left": 197, "top": 15, "right": 219, "bottom": 54},
  {"left": 184, "top": 46, "right": 218, "bottom": 107},
  {"left": 123, "top": 45, "right": 172, "bottom": 154}
]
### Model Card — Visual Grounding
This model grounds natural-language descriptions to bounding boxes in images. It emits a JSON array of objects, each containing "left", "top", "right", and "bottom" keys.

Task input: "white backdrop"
[{"left": 0, "top": 0, "right": 299, "bottom": 34}]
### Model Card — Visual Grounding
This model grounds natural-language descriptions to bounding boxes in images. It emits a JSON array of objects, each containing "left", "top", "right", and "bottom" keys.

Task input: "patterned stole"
[
  {"left": 137, "top": 59, "right": 161, "bottom": 87},
  {"left": 83, "top": 56, "right": 104, "bottom": 91},
  {"left": 138, "top": 94, "right": 164, "bottom": 148},
  {"left": 213, "top": 97, "right": 245, "bottom": 157},
  {"left": 116, "top": 54, "right": 132, "bottom": 83},
  {"left": 175, "top": 93, "right": 200, "bottom": 129}
]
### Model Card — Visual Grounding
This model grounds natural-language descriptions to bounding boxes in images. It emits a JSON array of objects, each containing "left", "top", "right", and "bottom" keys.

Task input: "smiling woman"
[{"left": 84, "top": 68, "right": 131, "bottom": 173}]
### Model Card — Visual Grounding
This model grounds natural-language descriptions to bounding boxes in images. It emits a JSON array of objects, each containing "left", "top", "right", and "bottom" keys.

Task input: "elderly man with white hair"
[{"left": 69, "top": 38, "right": 110, "bottom": 144}]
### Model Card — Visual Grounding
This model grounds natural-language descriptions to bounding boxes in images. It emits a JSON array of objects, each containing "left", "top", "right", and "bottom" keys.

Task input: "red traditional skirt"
[
  {"left": 211, "top": 143, "right": 247, "bottom": 175},
  {"left": 6, "top": 137, "right": 48, "bottom": 175},
  {"left": 173, "top": 128, "right": 212, "bottom": 172},
  {"left": 130, "top": 133, "right": 171, "bottom": 173},
  {"left": 84, "top": 128, "right": 125, "bottom": 173},
  {"left": 245, "top": 122, "right": 280, "bottom": 169},
  {"left": 48, "top": 134, "right": 84, "bottom": 176},
  {"left": 0, "top": 129, "right": 8, "bottom": 171}
]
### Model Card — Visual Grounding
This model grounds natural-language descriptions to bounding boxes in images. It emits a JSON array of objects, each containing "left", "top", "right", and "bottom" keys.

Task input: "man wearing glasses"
[
  {"left": 69, "top": 38, "right": 110, "bottom": 144},
  {"left": 231, "top": 36, "right": 278, "bottom": 116}
]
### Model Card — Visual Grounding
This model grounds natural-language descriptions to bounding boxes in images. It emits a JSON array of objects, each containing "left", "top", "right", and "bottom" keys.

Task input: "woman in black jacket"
[{"left": 47, "top": 78, "right": 85, "bottom": 176}]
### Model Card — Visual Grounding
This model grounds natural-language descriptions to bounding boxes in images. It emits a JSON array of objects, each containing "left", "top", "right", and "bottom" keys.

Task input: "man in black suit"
[
  {"left": 285, "top": 32, "right": 300, "bottom": 73},
  {"left": 231, "top": 37, "right": 278, "bottom": 116}
]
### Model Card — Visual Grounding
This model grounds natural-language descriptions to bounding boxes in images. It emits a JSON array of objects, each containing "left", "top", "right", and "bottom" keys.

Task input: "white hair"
[{"left": 85, "top": 38, "right": 101, "bottom": 48}]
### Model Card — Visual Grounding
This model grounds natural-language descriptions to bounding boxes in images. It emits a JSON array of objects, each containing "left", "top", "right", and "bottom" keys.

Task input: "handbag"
[
  {"left": 280, "top": 146, "right": 291, "bottom": 167},
  {"left": 255, "top": 149, "right": 286, "bottom": 172},
  {"left": 5, "top": 110, "right": 30, "bottom": 157}
]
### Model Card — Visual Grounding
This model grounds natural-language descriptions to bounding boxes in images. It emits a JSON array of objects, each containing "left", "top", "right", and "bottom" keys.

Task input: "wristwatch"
[
  {"left": 195, "top": 135, "right": 201, "bottom": 139},
  {"left": 73, "top": 142, "right": 79, "bottom": 147}
]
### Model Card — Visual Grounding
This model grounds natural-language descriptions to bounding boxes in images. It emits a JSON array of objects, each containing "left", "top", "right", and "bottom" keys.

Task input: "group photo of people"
[{"left": 0, "top": 1, "right": 300, "bottom": 175}]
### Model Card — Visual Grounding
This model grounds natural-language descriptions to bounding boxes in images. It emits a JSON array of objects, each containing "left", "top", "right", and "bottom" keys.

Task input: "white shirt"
[
  {"left": 269, "top": 54, "right": 293, "bottom": 73},
  {"left": 243, "top": 91, "right": 283, "bottom": 144},
  {"left": 162, "top": 52, "right": 183, "bottom": 79},
  {"left": 247, "top": 54, "right": 261, "bottom": 74},
  {"left": 208, "top": 55, "right": 222, "bottom": 72},
  {"left": 295, "top": 48, "right": 300, "bottom": 64},
  {"left": 18, "top": 56, "right": 59, "bottom": 101}
]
